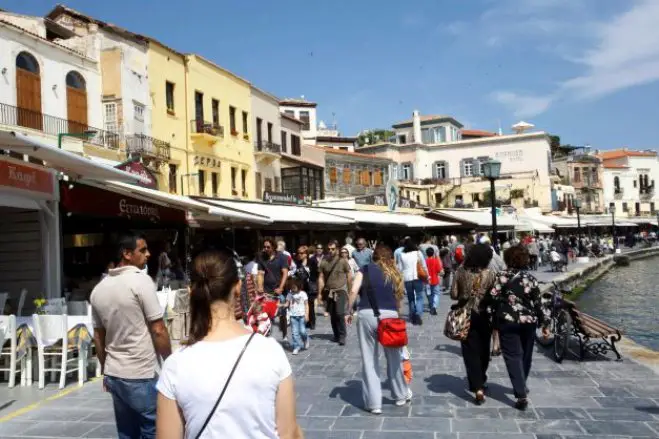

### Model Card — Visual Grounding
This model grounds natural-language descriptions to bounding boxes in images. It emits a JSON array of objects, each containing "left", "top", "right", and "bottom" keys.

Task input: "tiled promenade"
[{"left": 1, "top": 261, "right": 658, "bottom": 438}]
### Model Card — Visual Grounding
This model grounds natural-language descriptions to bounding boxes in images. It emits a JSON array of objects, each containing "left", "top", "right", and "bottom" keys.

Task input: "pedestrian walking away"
[
  {"left": 91, "top": 233, "right": 172, "bottom": 439},
  {"left": 318, "top": 240, "right": 352, "bottom": 345},
  {"left": 424, "top": 247, "right": 443, "bottom": 315},
  {"left": 397, "top": 237, "right": 428, "bottom": 325}
]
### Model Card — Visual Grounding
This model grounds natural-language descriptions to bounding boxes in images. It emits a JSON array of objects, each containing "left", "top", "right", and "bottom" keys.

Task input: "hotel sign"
[
  {"left": 495, "top": 149, "right": 524, "bottom": 163},
  {"left": 263, "top": 191, "right": 310, "bottom": 205}
]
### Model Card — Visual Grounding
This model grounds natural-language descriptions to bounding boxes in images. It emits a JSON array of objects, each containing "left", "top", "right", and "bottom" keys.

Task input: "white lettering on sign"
[
  {"left": 400, "top": 198, "right": 412, "bottom": 209},
  {"left": 373, "top": 195, "right": 385, "bottom": 206},
  {"left": 119, "top": 198, "right": 160, "bottom": 220},
  {"left": 495, "top": 150, "right": 524, "bottom": 162},
  {"left": 8, "top": 166, "right": 36, "bottom": 187},
  {"left": 367, "top": 239, "right": 378, "bottom": 249}
]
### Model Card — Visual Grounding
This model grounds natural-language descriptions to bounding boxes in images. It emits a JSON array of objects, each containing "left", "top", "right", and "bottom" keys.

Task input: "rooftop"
[
  {"left": 392, "top": 114, "right": 463, "bottom": 128},
  {"left": 279, "top": 98, "right": 317, "bottom": 108},
  {"left": 316, "top": 135, "right": 357, "bottom": 143},
  {"left": 280, "top": 112, "right": 305, "bottom": 125},
  {"left": 461, "top": 129, "right": 497, "bottom": 138},
  {"left": 0, "top": 17, "right": 91, "bottom": 59},
  {"left": 319, "top": 147, "right": 392, "bottom": 161},
  {"left": 598, "top": 149, "right": 657, "bottom": 160},
  {"left": 603, "top": 164, "right": 630, "bottom": 169}
]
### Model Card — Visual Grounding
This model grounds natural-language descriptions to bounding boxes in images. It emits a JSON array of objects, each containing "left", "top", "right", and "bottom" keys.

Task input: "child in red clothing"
[{"left": 425, "top": 248, "right": 443, "bottom": 315}]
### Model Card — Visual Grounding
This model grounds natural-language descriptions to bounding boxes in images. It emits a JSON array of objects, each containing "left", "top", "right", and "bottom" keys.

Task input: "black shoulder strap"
[
  {"left": 362, "top": 265, "right": 381, "bottom": 319},
  {"left": 194, "top": 332, "right": 256, "bottom": 439}
]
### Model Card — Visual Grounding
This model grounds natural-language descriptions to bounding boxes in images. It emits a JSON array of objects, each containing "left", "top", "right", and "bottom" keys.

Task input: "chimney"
[{"left": 412, "top": 110, "right": 421, "bottom": 144}]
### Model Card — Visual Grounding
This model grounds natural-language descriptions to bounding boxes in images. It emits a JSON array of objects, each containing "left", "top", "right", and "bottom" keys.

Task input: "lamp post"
[
  {"left": 57, "top": 130, "right": 97, "bottom": 149},
  {"left": 610, "top": 204, "right": 617, "bottom": 251},
  {"left": 482, "top": 158, "right": 502, "bottom": 253},
  {"left": 574, "top": 198, "right": 582, "bottom": 256}
]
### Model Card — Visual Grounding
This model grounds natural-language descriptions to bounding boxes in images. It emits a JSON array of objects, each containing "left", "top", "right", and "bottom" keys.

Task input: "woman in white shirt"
[
  {"left": 156, "top": 249, "right": 301, "bottom": 439},
  {"left": 396, "top": 238, "right": 426, "bottom": 326}
]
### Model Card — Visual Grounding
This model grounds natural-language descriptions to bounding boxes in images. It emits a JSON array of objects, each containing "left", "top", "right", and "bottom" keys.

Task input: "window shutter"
[
  {"left": 329, "top": 168, "right": 338, "bottom": 183},
  {"left": 444, "top": 161, "right": 449, "bottom": 179},
  {"left": 459, "top": 159, "right": 465, "bottom": 177},
  {"left": 432, "top": 162, "right": 438, "bottom": 179},
  {"left": 409, "top": 163, "right": 414, "bottom": 180},
  {"left": 343, "top": 167, "right": 352, "bottom": 184}
]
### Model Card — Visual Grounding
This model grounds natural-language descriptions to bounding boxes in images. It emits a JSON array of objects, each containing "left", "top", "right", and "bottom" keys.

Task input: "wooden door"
[
  {"left": 67, "top": 86, "right": 88, "bottom": 133},
  {"left": 16, "top": 69, "right": 42, "bottom": 130}
]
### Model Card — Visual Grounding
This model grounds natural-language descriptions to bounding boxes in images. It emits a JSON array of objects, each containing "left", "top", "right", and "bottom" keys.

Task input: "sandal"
[{"left": 474, "top": 390, "right": 486, "bottom": 405}]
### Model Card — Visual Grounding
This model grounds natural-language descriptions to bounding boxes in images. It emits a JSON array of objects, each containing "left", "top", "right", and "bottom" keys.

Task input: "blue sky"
[{"left": 6, "top": 0, "right": 659, "bottom": 149}]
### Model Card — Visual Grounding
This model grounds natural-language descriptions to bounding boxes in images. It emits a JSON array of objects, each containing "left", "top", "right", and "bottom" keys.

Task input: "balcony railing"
[
  {"left": 0, "top": 102, "right": 121, "bottom": 150},
  {"left": 614, "top": 188, "right": 624, "bottom": 199},
  {"left": 126, "top": 134, "right": 171, "bottom": 161},
  {"left": 190, "top": 119, "right": 224, "bottom": 137},
  {"left": 640, "top": 187, "right": 655, "bottom": 200},
  {"left": 254, "top": 140, "right": 281, "bottom": 154}
]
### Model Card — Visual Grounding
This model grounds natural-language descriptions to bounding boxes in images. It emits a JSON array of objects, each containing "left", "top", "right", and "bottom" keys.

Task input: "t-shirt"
[
  {"left": 157, "top": 334, "right": 291, "bottom": 439},
  {"left": 319, "top": 256, "right": 351, "bottom": 291},
  {"left": 351, "top": 248, "right": 373, "bottom": 269},
  {"left": 398, "top": 251, "right": 421, "bottom": 282},
  {"left": 258, "top": 253, "right": 289, "bottom": 293},
  {"left": 90, "top": 265, "right": 163, "bottom": 379},
  {"left": 358, "top": 263, "right": 398, "bottom": 312},
  {"left": 426, "top": 257, "right": 443, "bottom": 286},
  {"left": 286, "top": 291, "right": 308, "bottom": 317}
]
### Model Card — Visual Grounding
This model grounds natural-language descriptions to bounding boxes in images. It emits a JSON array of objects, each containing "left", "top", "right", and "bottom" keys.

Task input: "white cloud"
[{"left": 491, "top": 91, "right": 554, "bottom": 118}]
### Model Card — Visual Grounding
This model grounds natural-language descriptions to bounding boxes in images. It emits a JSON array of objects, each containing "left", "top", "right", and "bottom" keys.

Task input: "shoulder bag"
[
  {"left": 363, "top": 266, "right": 408, "bottom": 348},
  {"left": 194, "top": 333, "right": 256, "bottom": 439},
  {"left": 443, "top": 271, "right": 482, "bottom": 341},
  {"left": 416, "top": 251, "right": 429, "bottom": 282}
]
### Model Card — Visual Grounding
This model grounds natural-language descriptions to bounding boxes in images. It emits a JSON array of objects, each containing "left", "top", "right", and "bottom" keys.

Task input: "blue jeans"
[
  {"left": 427, "top": 283, "right": 440, "bottom": 310},
  {"left": 290, "top": 316, "right": 308, "bottom": 350},
  {"left": 404, "top": 280, "right": 425, "bottom": 318},
  {"left": 104, "top": 375, "right": 157, "bottom": 439}
]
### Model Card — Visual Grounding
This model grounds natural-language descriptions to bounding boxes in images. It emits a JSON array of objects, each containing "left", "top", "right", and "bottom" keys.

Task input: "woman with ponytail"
[{"left": 156, "top": 249, "right": 302, "bottom": 439}]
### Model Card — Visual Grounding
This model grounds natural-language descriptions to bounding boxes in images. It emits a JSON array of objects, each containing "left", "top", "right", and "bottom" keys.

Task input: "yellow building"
[
  {"left": 147, "top": 40, "right": 188, "bottom": 194},
  {"left": 184, "top": 55, "right": 255, "bottom": 199}
]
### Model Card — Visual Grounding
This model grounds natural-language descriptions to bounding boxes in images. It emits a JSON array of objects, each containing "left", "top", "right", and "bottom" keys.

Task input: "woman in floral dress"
[{"left": 485, "top": 245, "right": 552, "bottom": 410}]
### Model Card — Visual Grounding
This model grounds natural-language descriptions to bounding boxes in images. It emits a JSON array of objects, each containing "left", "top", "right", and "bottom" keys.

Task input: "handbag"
[
  {"left": 194, "top": 333, "right": 256, "bottom": 439},
  {"left": 416, "top": 251, "right": 429, "bottom": 282},
  {"left": 363, "top": 266, "right": 408, "bottom": 348},
  {"left": 443, "top": 272, "right": 483, "bottom": 341}
]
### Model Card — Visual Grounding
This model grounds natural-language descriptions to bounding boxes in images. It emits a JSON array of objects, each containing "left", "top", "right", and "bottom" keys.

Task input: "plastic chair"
[
  {"left": 32, "top": 314, "right": 85, "bottom": 389},
  {"left": 43, "top": 297, "right": 67, "bottom": 315},
  {"left": 0, "top": 315, "right": 30, "bottom": 387},
  {"left": 66, "top": 301, "right": 89, "bottom": 316},
  {"left": 16, "top": 289, "right": 27, "bottom": 316}
]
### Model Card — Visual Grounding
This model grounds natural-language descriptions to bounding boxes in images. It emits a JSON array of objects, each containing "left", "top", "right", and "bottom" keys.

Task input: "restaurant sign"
[
  {"left": 263, "top": 191, "right": 310, "bottom": 205},
  {"left": 0, "top": 158, "right": 54, "bottom": 196},
  {"left": 115, "top": 160, "right": 158, "bottom": 189},
  {"left": 355, "top": 192, "right": 424, "bottom": 210}
]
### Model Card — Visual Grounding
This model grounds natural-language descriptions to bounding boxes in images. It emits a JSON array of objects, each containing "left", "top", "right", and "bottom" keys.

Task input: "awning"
[
  {"left": 0, "top": 131, "right": 142, "bottom": 183},
  {"left": 430, "top": 209, "right": 518, "bottom": 228},
  {"left": 199, "top": 199, "right": 354, "bottom": 225},
  {"left": 98, "top": 181, "right": 271, "bottom": 224},
  {"left": 516, "top": 216, "right": 554, "bottom": 234},
  {"left": 313, "top": 208, "right": 457, "bottom": 228},
  {"left": 526, "top": 214, "right": 577, "bottom": 228}
]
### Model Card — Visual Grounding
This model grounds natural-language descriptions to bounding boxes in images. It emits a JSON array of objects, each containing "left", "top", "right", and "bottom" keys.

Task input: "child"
[
  {"left": 246, "top": 294, "right": 277, "bottom": 336},
  {"left": 401, "top": 346, "right": 413, "bottom": 385},
  {"left": 286, "top": 278, "right": 309, "bottom": 355},
  {"left": 425, "top": 247, "right": 443, "bottom": 315}
]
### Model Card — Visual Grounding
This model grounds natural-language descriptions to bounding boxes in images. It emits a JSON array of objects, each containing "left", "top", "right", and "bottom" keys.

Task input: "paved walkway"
[{"left": 1, "top": 262, "right": 658, "bottom": 438}]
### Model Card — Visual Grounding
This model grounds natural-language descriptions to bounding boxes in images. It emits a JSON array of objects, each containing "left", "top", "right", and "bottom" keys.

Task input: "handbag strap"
[
  {"left": 362, "top": 265, "right": 381, "bottom": 319},
  {"left": 194, "top": 332, "right": 256, "bottom": 439}
]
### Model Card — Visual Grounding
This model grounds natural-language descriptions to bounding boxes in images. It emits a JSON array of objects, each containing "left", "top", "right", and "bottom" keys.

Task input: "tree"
[{"left": 358, "top": 129, "right": 395, "bottom": 146}]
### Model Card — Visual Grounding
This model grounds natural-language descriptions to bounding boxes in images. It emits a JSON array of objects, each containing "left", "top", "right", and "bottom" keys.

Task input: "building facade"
[
  {"left": 324, "top": 149, "right": 392, "bottom": 199},
  {"left": 600, "top": 149, "right": 658, "bottom": 216},
  {"left": 553, "top": 151, "right": 604, "bottom": 214},
  {"left": 185, "top": 55, "right": 254, "bottom": 199},
  {"left": 280, "top": 98, "right": 317, "bottom": 144},
  {"left": 251, "top": 87, "right": 282, "bottom": 199}
]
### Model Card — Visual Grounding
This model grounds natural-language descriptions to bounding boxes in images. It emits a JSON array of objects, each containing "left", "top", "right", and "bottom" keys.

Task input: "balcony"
[
  {"left": 190, "top": 119, "right": 224, "bottom": 144},
  {"left": 0, "top": 102, "right": 121, "bottom": 150},
  {"left": 126, "top": 134, "right": 171, "bottom": 162},
  {"left": 614, "top": 187, "right": 624, "bottom": 200},
  {"left": 640, "top": 186, "right": 655, "bottom": 200},
  {"left": 254, "top": 140, "right": 281, "bottom": 164}
]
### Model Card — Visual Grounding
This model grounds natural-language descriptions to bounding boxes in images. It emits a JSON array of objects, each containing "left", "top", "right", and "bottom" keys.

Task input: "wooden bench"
[{"left": 562, "top": 299, "right": 623, "bottom": 361}]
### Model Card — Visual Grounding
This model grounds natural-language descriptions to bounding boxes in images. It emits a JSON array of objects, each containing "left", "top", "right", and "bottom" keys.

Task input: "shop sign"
[
  {"left": 0, "top": 158, "right": 54, "bottom": 195},
  {"left": 263, "top": 191, "right": 310, "bottom": 205},
  {"left": 61, "top": 183, "right": 186, "bottom": 223},
  {"left": 115, "top": 161, "right": 158, "bottom": 189},
  {"left": 355, "top": 192, "right": 423, "bottom": 210},
  {"left": 193, "top": 155, "right": 221, "bottom": 169}
]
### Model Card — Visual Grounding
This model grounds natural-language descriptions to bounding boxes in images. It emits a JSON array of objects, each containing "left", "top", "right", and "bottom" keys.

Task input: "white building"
[
  {"left": 251, "top": 86, "right": 282, "bottom": 199},
  {"left": 600, "top": 149, "right": 659, "bottom": 216},
  {"left": 280, "top": 97, "right": 317, "bottom": 143}
]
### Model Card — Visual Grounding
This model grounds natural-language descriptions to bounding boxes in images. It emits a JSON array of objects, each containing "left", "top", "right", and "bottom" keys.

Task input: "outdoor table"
[{"left": 15, "top": 316, "right": 93, "bottom": 358}]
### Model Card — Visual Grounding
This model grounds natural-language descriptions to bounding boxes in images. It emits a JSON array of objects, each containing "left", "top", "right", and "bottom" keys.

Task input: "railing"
[
  {"left": 126, "top": 134, "right": 171, "bottom": 161},
  {"left": 254, "top": 140, "right": 281, "bottom": 154},
  {"left": 614, "top": 188, "right": 624, "bottom": 199},
  {"left": 640, "top": 187, "right": 655, "bottom": 200},
  {"left": 0, "top": 102, "right": 120, "bottom": 150},
  {"left": 190, "top": 119, "right": 224, "bottom": 137}
]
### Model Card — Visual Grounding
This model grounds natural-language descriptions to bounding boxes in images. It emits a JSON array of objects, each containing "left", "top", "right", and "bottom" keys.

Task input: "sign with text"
[
  {"left": 355, "top": 192, "right": 424, "bottom": 210},
  {"left": 0, "top": 158, "right": 55, "bottom": 196},
  {"left": 115, "top": 160, "right": 158, "bottom": 189},
  {"left": 263, "top": 191, "right": 310, "bottom": 205}
]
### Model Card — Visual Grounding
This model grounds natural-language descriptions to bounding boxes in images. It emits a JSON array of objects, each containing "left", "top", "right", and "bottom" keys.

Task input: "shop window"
[
  {"left": 198, "top": 170, "right": 206, "bottom": 196},
  {"left": 168, "top": 164, "right": 177, "bottom": 194},
  {"left": 329, "top": 167, "right": 338, "bottom": 184},
  {"left": 343, "top": 167, "right": 352, "bottom": 184},
  {"left": 165, "top": 81, "right": 175, "bottom": 113}
]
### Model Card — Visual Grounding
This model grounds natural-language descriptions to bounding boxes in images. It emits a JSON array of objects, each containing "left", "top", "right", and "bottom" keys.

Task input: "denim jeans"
[
  {"left": 290, "top": 315, "right": 308, "bottom": 350},
  {"left": 427, "top": 283, "right": 440, "bottom": 310},
  {"left": 404, "top": 280, "right": 425, "bottom": 318},
  {"left": 104, "top": 375, "right": 157, "bottom": 439}
]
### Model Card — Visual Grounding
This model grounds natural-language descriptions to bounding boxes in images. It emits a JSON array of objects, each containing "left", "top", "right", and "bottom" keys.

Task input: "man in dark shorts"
[{"left": 257, "top": 237, "right": 289, "bottom": 341}]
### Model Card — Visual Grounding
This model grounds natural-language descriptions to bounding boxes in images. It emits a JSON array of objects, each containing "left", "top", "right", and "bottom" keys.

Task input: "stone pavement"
[{"left": 1, "top": 286, "right": 659, "bottom": 438}]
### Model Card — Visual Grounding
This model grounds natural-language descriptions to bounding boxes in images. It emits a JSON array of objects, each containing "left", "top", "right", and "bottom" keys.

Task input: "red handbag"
[{"left": 363, "top": 266, "right": 408, "bottom": 348}]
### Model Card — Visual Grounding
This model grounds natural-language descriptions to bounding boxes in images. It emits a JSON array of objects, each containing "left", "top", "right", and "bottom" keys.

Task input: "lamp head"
[
  {"left": 574, "top": 199, "right": 582, "bottom": 209},
  {"left": 610, "top": 205, "right": 616, "bottom": 214},
  {"left": 482, "top": 158, "right": 502, "bottom": 179}
]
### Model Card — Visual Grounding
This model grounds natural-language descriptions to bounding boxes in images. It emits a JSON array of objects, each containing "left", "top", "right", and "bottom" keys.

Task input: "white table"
[{"left": 16, "top": 315, "right": 94, "bottom": 343}]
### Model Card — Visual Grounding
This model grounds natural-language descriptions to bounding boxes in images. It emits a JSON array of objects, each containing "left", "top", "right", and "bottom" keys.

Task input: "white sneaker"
[
  {"left": 395, "top": 388, "right": 413, "bottom": 406},
  {"left": 370, "top": 408, "right": 382, "bottom": 415},
  {"left": 292, "top": 348, "right": 300, "bottom": 355},
  {"left": 304, "top": 337, "right": 310, "bottom": 350}
]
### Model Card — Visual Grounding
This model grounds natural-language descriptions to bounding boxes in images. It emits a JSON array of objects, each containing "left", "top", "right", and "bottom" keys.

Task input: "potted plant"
[{"left": 33, "top": 297, "right": 47, "bottom": 315}]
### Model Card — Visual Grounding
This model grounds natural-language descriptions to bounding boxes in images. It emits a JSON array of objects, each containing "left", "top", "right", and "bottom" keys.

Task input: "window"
[
  {"left": 284, "top": 110, "right": 295, "bottom": 117},
  {"left": 591, "top": 167, "right": 598, "bottom": 183},
  {"left": 66, "top": 71, "right": 85, "bottom": 89},
  {"left": 421, "top": 128, "right": 432, "bottom": 144},
  {"left": 651, "top": 202, "right": 656, "bottom": 213},
  {"left": 195, "top": 91, "right": 204, "bottom": 122},
  {"left": 373, "top": 170, "right": 383, "bottom": 186},
  {"left": 16, "top": 51, "right": 39, "bottom": 73},
  {"left": 622, "top": 202, "right": 628, "bottom": 212},
  {"left": 211, "top": 172, "right": 218, "bottom": 196},
  {"left": 329, "top": 167, "right": 338, "bottom": 183},
  {"left": 472, "top": 193, "right": 481, "bottom": 203},
  {"left": 267, "top": 122, "right": 273, "bottom": 143},
  {"left": 397, "top": 134, "right": 407, "bottom": 144},
  {"left": 229, "top": 106, "right": 236, "bottom": 134},
  {"left": 634, "top": 179, "right": 637, "bottom": 188},
  {"left": 402, "top": 163, "right": 412, "bottom": 180},
  {"left": 463, "top": 161, "right": 473, "bottom": 177},
  {"left": 274, "top": 176, "right": 281, "bottom": 192},
  {"left": 212, "top": 99, "right": 219, "bottom": 126},
  {"left": 574, "top": 167, "right": 581, "bottom": 183},
  {"left": 133, "top": 103, "right": 145, "bottom": 135},
  {"left": 255, "top": 172, "right": 262, "bottom": 197},
  {"left": 291, "top": 135, "right": 301, "bottom": 156},
  {"left": 360, "top": 170, "right": 370, "bottom": 186},
  {"left": 241, "top": 169, "right": 247, "bottom": 195},
  {"left": 614, "top": 176, "right": 621, "bottom": 192},
  {"left": 256, "top": 118, "right": 263, "bottom": 144},
  {"left": 299, "top": 111, "right": 310, "bottom": 130},
  {"left": 104, "top": 102, "right": 118, "bottom": 133},
  {"left": 198, "top": 170, "right": 206, "bottom": 195},
  {"left": 231, "top": 167, "right": 237, "bottom": 192},
  {"left": 435, "top": 126, "right": 447, "bottom": 143},
  {"left": 343, "top": 166, "right": 352, "bottom": 184},
  {"left": 264, "top": 177, "right": 273, "bottom": 191},
  {"left": 165, "top": 82, "right": 175, "bottom": 113},
  {"left": 281, "top": 130, "right": 287, "bottom": 153},
  {"left": 168, "top": 164, "right": 177, "bottom": 193},
  {"left": 242, "top": 111, "right": 248, "bottom": 135},
  {"left": 434, "top": 161, "right": 446, "bottom": 179}
]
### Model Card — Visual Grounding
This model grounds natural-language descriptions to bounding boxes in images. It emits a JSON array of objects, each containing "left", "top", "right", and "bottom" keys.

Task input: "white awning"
[
  {"left": 516, "top": 217, "right": 554, "bottom": 234},
  {"left": 201, "top": 200, "right": 354, "bottom": 225},
  {"left": 0, "top": 131, "right": 142, "bottom": 183},
  {"left": 313, "top": 208, "right": 457, "bottom": 228},
  {"left": 98, "top": 181, "right": 271, "bottom": 224},
  {"left": 526, "top": 214, "right": 577, "bottom": 228},
  {"left": 430, "top": 209, "right": 518, "bottom": 228}
]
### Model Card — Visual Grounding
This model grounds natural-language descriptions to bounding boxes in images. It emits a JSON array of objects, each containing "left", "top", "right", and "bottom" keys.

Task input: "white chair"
[
  {"left": 172, "top": 289, "right": 191, "bottom": 340},
  {"left": 0, "top": 315, "right": 30, "bottom": 388},
  {"left": 0, "top": 293, "right": 8, "bottom": 314},
  {"left": 32, "top": 314, "right": 85, "bottom": 389},
  {"left": 16, "top": 289, "right": 27, "bottom": 316},
  {"left": 43, "top": 297, "right": 66, "bottom": 315},
  {"left": 66, "top": 301, "right": 89, "bottom": 316}
]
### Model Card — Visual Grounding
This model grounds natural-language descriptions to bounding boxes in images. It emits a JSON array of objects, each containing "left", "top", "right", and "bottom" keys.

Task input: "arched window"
[
  {"left": 614, "top": 176, "right": 620, "bottom": 191},
  {"left": 16, "top": 51, "right": 39, "bottom": 73},
  {"left": 66, "top": 71, "right": 86, "bottom": 90}
]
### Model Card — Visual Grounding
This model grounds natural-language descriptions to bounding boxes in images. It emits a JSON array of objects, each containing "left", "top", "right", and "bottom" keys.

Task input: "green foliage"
[
  {"left": 358, "top": 129, "right": 395, "bottom": 146},
  {"left": 510, "top": 188, "right": 525, "bottom": 199}
]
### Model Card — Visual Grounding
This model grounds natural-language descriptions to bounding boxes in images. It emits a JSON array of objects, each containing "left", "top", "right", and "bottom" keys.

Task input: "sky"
[{"left": 5, "top": 0, "right": 659, "bottom": 150}]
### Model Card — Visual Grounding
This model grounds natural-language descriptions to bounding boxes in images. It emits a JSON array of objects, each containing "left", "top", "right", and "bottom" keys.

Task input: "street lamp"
[
  {"left": 57, "top": 130, "right": 97, "bottom": 149},
  {"left": 610, "top": 204, "right": 617, "bottom": 251},
  {"left": 574, "top": 198, "right": 582, "bottom": 256},
  {"left": 482, "top": 158, "right": 502, "bottom": 253}
]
